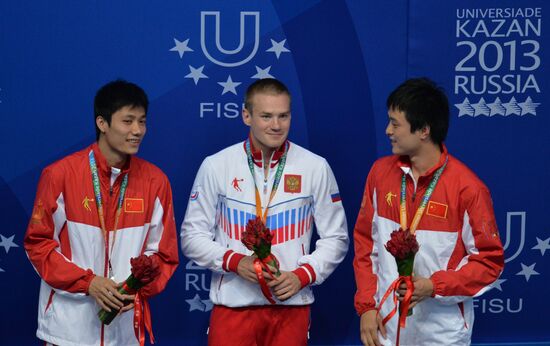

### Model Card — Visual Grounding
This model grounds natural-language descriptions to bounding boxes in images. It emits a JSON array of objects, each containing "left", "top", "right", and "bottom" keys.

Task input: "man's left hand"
[
  {"left": 397, "top": 276, "right": 433, "bottom": 308},
  {"left": 117, "top": 282, "right": 136, "bottom": 314},
  {"left": 267, "top": 271, "right": 301, "bottom": 301}
]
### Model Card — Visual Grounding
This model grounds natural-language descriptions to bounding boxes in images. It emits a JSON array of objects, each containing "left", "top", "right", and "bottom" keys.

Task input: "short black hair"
[
  {"left": 94, "top": 80, "right": 149, "bottom": 140},
  {"left": 387, "top": 78, "right": 449, "bottom": 145},
  {"left": 244, "top": 78, "right": 291, "bottom": 114}
]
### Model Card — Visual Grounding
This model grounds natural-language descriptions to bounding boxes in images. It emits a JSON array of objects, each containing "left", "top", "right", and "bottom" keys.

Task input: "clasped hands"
[
  {"left": 237, "top": 255, "right": 302, "bottom": 301},
  {"left": 88, "top": 276, "right": 135, "bottom": 314}
]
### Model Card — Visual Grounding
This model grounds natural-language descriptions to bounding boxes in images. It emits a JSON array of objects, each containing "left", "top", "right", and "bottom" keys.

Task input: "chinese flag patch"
[
  {"left": 284, "top": 174, "right": 302, "bottom": 193},
  {"left": 426, "top": 201, "right": 448, "bottom": 219},
  {"left": 124, "top": 198, "right": 144, "bottom": 213}
]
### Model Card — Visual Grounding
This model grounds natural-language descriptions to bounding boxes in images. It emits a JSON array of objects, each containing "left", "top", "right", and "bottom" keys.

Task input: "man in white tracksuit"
[{"left": 181, "top": 78, "right": 349, "bottom": 346}]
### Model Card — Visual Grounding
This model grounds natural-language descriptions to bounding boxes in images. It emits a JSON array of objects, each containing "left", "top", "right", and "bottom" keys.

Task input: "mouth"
[{"left": 127, "top": 138, "right": 141, "bottom": 145}]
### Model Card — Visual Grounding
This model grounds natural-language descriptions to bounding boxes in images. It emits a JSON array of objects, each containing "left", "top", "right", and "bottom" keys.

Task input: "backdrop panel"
[{"left": 0, "top": 1, "right": 548, "bottom": 345}]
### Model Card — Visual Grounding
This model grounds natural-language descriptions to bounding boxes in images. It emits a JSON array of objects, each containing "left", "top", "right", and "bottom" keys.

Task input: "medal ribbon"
[
  {"left": 399, "top": 157, "right": 447, "bottom": 234},
  {"left": 245, "top": 139, "right": 288, "bottom": 222},
  {"left": 89, "top": 150, "right": 128, "bottom": 277}
]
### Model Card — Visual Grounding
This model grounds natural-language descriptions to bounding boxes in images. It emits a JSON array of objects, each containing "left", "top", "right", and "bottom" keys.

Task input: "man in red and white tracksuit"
[
  {"left": 354, "top": 78, "right": 504, "bottom": 346},
  {"left": 181, "top": 78, "right": 349, "bottom": 346},
  {"left": 24, "top": 80, "right": 179, "bottom": 346}
]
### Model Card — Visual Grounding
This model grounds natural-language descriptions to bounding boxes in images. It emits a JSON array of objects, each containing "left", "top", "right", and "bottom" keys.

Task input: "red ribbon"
[
  {"left": 133, "top": 292, "right": 155, "bottom": 346},
  {"left": 253, "top": 255, "right": 279, "bottom": 304},
  {"left": 377, "top": 276, "right": 414, "bottom": 346}
]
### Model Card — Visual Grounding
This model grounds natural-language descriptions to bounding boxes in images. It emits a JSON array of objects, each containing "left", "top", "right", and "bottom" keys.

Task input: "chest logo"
[
  {"left": 232, "top": 178, "right": 244, "bottom": 192},
  {"left": 426, "top": 201, "right": 448, "bottom": 219},
  {"left": 82, "top": 196, "right": 94, "bottom": 212},
  {"left": 385, "top": 192, "right": 397, "bottom": 207},
  {"left": 284, "top": 174, "right": 302, "bottom": 193},
  {"left": 124, "top": 198, "right": 144, "bottom": 213}
]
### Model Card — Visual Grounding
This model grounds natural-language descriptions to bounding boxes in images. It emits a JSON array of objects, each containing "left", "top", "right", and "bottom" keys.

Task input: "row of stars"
[
  {"left": 184, "top": 65, "right": 275, "bottom": 94},
  {"left": 489, "top": 237, "right": 550, "bottom": 292},
  {"left": 455, "top": 96, "right": 540, "bottom": 117},
  {"left": 169, "top": 37, "right": 290, "bottom": 59}
]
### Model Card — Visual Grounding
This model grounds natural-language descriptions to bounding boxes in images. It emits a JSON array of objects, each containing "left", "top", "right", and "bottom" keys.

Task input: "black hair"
[{"left": 387, "top": 78, "right": 449, "bottom": 145}]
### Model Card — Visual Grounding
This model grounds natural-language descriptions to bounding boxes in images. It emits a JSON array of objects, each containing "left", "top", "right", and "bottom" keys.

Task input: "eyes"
[
  {"left": 122, "top": 118, "right": 146, "bottom": 125},
  {"left": 260, "top": 113, "right": 290, "bottom": 121}
]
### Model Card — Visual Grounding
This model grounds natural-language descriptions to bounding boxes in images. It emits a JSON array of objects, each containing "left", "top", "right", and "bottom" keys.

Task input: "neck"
[
  {"left": 97, "top": 139, "right": 127, "bottom": 168},
  {"left": 409, "top": 143, "right": 441, "bottom": 179}
]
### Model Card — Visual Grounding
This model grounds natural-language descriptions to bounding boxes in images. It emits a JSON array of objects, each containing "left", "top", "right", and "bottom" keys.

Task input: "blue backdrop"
[{"left": 0, "top": 1, "right": 548, "bottom": 345}]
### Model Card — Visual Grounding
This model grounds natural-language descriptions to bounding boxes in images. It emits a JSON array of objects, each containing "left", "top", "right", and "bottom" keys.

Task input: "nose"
[
  {"left": 385, "top": 122, "right": 392, "bottom": 136},
  {"left": 270, "top": 117, "right": 281, "bottom": 130},
  {"left": 131, "top": 121, "right": 144, "bottom": 136}
]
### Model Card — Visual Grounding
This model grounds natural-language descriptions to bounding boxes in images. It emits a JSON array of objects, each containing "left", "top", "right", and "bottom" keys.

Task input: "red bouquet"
[
  {"left": 242, "top": 217, "right": 280, "bottom": 276},
  {"left": 98, "top": 254, "right": 160, "bottom": 325},
  {"left": 385, "top": 228, "right": 419, "bottom": 316},
  {"left": 241, "top": 217, "right": 280, "bottom": 303}
]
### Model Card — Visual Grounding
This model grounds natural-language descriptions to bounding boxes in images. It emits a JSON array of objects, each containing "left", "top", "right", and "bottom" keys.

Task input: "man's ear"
[
  {"left": 242, "top": 108, "right": 252, "bottom": 127},
  {"left": 96, "top": 116, "right": 109, "bottom": 134},
  {"left": 420, "top": 125, "right": 431, "bottom": 140}
]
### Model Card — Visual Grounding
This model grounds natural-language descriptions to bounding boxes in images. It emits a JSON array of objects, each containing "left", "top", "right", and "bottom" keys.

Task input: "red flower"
[
  {"left": 385, "top": 228, "right": 419, "bottom": 260},
  {"left": 242, "top": 218, "right": 273, "bottom": 259},
  {"left": 130, "top": 254, "right": 160, "bottom": 285}
]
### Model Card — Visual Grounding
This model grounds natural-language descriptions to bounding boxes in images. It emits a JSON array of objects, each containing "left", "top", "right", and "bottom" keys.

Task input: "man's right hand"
[
  {"left": 236, "top": 256, "right": 260, "bottom": 283},
  {"left": 88, "top": 276, "right": 125, "bottom": 312},
  {"left": 360, "top": 309, "right": 386, "bottom": 346}
]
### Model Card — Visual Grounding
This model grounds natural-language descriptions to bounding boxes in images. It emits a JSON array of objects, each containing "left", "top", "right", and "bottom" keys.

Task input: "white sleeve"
[
  {"left": 298, "top": 159, "right": 349, "bottom": 285},
  {"left": 180, "top": 157, "right": 228, "bottom": 273}
]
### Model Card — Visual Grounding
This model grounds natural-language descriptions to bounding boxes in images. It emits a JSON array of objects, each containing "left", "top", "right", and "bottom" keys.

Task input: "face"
[
  {"left": 242, "top": 93, "right": 291, "bottom": 155},
  {"left": 385, "top": 108, "right": 427, "bottom": 156},
  {"left": 96, "top": 105, "right": 146, "bottom": 164}
]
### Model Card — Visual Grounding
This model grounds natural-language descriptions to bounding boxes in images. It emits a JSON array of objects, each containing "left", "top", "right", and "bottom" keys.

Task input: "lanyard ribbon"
[
  {"left": 89, "top": 150, "right": 128, "bottom": 277},
  {"left": 245, "top": 139, "right": 288, "bottom": 222},
  {"left": 399, "top": 157, "right": 448, "bottom": 234}
]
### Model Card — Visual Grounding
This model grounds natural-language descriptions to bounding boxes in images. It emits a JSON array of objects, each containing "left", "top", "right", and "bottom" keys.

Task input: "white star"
[
  {"left": 471, "top": 97, "right": 491, "bottom": 117},
  {"left": 0, "top": 234, "right": 19, "bottom": 254},
  {"left": 202, "top": 298, "right": 213, "bottom": 312},
  {"left": 266, "top": 39, "right": 290, "bottom": 59},
  {"left": 487, "top": 97, "right": 506, "bottom": 116},
  {"left": 516, "top": 263, "right": 539, "bottom": 282},
  {"left": 488, "top": 278, "right": 507, "bottom": 292},
  {"left": 532, "top": 237, "right": 550, "bottom": 256},
  {"left": 502, "top": 97, "right": 521, "bottom": 116},
  {"left": 251, "top": 66, "right": 274, "bottom": 79},
  {"left": 218, "top": 75, "right": 241, "bottom": 95},
  {"left": 169, "top": 38, "right": 194, "bottom": 58},
  {"left": 454, "top": 98, "right": 474, "bottom": 117},
  {"left": 185, "top": 65, "right": 208, "bottom": 85},
  {"left": 518, "top": 96, "right": 540, "bottom": 116},
  {"left": 186, "top": 294, "right": 206, "bottom": 312}
]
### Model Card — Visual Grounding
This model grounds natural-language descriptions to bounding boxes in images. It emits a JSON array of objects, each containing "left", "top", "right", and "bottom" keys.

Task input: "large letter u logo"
[{"left": 201, "top": 11, "right": 260, "bottom": 67}]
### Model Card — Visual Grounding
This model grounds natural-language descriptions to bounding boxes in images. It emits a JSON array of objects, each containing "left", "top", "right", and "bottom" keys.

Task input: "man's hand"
[
  {"left": 397, "top": 276, "right": 434, "bottom": 308},
  {"left": 360, "top": 309, "right": 386, "bottom": 346},
  {"left": 267, "top": 271, "right": 301, "bottom": 301},
  {"left": 116, "top": 282, "right": 136, "bottom": 314},
  {"left": 236, "top": 256, "right": 271, "bottom": 283},
  {"left": 88, "top": 276, "right": 125, "bottom": 312}
]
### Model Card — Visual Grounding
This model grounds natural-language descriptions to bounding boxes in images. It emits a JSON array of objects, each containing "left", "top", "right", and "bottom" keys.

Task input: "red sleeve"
[
  {"left": 353, "top": 166, "right": 379, "bottom": 315},
  {"left": 140, "top": 178, "right": 179, "bottom": 298},
  {"left": 430, "top": 185, "right": 504, "bottom": 298},
  {"left": 24, "top": 167, "right": 95, "bottom": 294}
]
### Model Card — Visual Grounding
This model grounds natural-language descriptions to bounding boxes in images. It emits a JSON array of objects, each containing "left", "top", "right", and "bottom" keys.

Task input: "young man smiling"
[
  {"left": 353, "top": 78, "right": 504, "bottom": 346},
  {"left": 24, "top": 80, "right": 179, "bottom": 346},
  {"left": 181, "top": 78, "right": 349, "bottom": 345}
]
